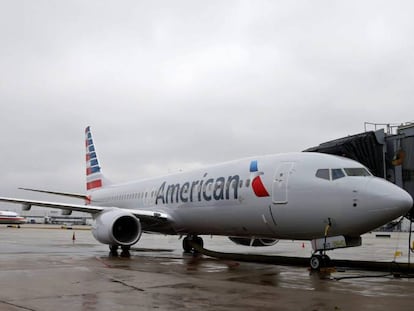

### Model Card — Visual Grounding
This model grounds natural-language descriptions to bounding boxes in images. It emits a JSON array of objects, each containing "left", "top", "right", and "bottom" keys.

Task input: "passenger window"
[
  {"left": 316, "top": 169, "right": 330, "bottom": 180},
  {"left": 332, "top": 169, "right": 345, "bottom": 180}
]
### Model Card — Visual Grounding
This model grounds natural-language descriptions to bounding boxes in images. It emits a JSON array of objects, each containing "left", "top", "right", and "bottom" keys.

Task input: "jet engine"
[
  {"left": 228, "top": 237, "right": 279, "bottom": 247},
  {"left": 92, "top": 209, "right": 142, "bottom": 246}
]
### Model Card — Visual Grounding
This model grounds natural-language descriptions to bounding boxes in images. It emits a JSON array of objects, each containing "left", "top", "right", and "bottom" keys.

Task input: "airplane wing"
[
  {"left": 0, "top": 196, "right": 171, "bottom": 228},
  {"left": 18, "top": 187, "right": 88, "bottom": 200}
]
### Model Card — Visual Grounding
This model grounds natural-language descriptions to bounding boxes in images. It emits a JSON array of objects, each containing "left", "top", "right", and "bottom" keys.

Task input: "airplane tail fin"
[{"left": 85, "top": 126, "right": 111, "bottom": 192}]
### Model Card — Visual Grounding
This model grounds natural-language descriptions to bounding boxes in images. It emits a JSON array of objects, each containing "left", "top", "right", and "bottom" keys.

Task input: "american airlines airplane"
[{"left": 0, "top": 127, "right": 412, "bottom": 269}]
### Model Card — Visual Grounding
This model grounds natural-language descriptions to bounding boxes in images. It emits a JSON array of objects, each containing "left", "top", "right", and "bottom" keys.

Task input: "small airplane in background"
[
  {"left": 0, "top": 210, "right": 26, "bottom": 226},
  {"left": 0, "top": 126, "right": 412, "bottom": 270}
]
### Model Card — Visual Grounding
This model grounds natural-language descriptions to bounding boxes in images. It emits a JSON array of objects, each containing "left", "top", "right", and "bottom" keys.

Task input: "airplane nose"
[
  {"left": 395, "top": 188, "right": 412, "bottom": 214},
  {"left": 388, "top": 187, "right": 413, "bottom": 215},
  {"left": 365, "top": 178, "right": 413, "bottom": 215}
]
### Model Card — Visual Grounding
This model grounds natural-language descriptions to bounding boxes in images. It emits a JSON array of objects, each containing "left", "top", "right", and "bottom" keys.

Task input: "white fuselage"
[
  {"left": 89, "top": 152, "right": 413, "bottom": 241},
  {"left": 0, "top": 211, "right": 26, "bottom": 225}
]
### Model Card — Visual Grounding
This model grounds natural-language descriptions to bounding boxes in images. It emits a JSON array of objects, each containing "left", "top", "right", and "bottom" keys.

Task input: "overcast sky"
[{"left": 1, "top": 0, "right": 414, "bottom": 204}]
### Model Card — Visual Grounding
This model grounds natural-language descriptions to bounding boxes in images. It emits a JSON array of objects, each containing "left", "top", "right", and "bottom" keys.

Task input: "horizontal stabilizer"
[{"left": 19, "top": 187, "right": 88, "bottom": 200}]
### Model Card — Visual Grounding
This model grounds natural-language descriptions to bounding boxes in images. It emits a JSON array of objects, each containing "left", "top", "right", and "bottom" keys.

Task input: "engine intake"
[{"left": 92, "top": 209, "right": 142, "bottom": 246}]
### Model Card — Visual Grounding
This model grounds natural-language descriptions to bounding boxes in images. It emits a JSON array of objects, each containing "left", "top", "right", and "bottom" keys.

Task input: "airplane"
[
  {"left": 0, "top": 126, "right": 412, "bottom": 270},
  {"left": 0, "top": 210, "right": 26, "bottom": 226}
]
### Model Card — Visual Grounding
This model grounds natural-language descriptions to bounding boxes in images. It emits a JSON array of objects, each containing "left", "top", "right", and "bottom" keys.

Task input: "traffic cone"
[{"left": 72, "top": 232, "right": 76, "bottom": 243}]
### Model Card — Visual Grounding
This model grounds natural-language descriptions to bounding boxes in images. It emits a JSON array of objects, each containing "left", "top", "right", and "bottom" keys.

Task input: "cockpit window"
[
  {"left": 344, "top": 168, "right": 371, "bottom": 176},
  {"left": 331, "top": 168, "right": 345, "bottom": 180},
  {"left": 316, "top": 169, "right": 330, "bottom": 180},
  {"left": 316, "top": 167, "right": 371, "bottom": 181}
]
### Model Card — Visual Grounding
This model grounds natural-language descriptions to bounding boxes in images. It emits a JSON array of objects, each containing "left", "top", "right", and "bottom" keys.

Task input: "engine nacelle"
[
  {"left": 61, "top": 209, "right": 72, "bottom": 216},
  {"left": 228, "top": 237, "right": 279, "bottom": 247},
  {"left": 22, "top": 203, "right": 31, "bottom": 211},
  {"left": 92, "top": 209, "right": 142, "bottom": 246}
]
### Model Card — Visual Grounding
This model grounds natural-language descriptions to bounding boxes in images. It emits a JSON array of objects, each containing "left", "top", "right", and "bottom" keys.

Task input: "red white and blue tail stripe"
[{"left": 85, "top": 126, "right": 106, "bottom": 191}]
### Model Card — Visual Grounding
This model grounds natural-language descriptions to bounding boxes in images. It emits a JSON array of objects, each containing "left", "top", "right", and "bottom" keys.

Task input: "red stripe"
[
  {"left": 87, "top": 179, "right": 102, "bottom": 190},
  {"left": 252, "top": 177, "right": 270, "bottom": 197},
  {"left": 86, "top": 167, "right": 92, "bottom": 175},
  {"left": 0, "top": 217, "right": 25, "bottom": 221},
  {"left": 85, "top": 196, "right": 91, "bottom": 205},
  {"left": 86, "top": 154, "right": 91, "bottom": 161}
]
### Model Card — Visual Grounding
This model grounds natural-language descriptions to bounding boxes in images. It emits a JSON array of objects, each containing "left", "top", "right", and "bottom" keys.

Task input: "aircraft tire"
[
  {"left": 310, "top": 255, "right": 322, "bottom": 270},
  {"left": 182, "top": 237, "right": 192, "bottom": 253},
  {"left": 310, "top": 254, "right": 331, "bottom": 270},
  {"left": 182, "top": 236, "right": 204, "bottom": 253},
  {"left": 120, "top": 246, "right": 131, "bottom": 258},
  {"left": 109, "top": 245, "right": 119, "bottom": 257},
  {"left": 194, "top": 236, "right": 204, "bottom": 249},
  {"left": 192, "top": 236, "right": 204, "bottom": 254},
  {"left": 321, "top": 254, "right": 331, "bottom": 267}
]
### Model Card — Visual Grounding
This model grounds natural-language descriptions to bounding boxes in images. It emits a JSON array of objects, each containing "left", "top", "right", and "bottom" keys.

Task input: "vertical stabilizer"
[{"left": 85, "top": 126, "right": 109, "bottom": 192}]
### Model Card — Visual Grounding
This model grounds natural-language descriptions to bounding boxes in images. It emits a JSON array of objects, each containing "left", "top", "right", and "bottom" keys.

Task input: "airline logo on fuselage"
[
  {"left": 250, "top": 160, "right": 270, "bottom": 197},
  {"left": 155, "top": 160, "right": 270, "bottom": 205},
  {"left": 156, "top": 173, "right": 240, "bottom": 205}
]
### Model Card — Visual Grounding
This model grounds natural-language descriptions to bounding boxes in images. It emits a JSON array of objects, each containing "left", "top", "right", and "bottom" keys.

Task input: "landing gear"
[
  {"left": 109, "top": 245, "right": 131, "bottom": 257},
  {"left": 182, "top": 235, "right": 204, "bottom": 254},
  {"left": 182, "top": 237, "right": 192, "bottom": 253},
  {"left": 310, "top": 254, "right": 331, "bottom": 270},
  {"left": 120, "top": 246, "right": 131, "bottom": 258},
  {"left": 310, "top": 218, "right": 333, "bottom": 270},
  {"left": 109, "top": 245, "right": 119, "bottom": 257}
]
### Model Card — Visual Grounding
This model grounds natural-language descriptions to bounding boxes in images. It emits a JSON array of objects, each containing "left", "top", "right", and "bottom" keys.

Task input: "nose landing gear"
[
  {"left": 310, "top": 253, "right": 331, "bottom": 270},
  {"left": 310, "top": 218, "right": 332, "bottom": 270}
]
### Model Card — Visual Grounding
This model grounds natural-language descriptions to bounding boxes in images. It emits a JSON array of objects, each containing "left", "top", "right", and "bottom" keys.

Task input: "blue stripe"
[
  {"left": 87, "top": 132, "right": 91, "bottom": 139},
  {"left": 89, "top": 145, "right": 95, "bottom": 152},
  {"left": 87, "top": 139, "right": 93, "bottom": 146},
  {"left": 250, "top": 160, "right": 258, "bottom": 172},
  {"left": 89, "top": 152, "right": 96, "bottom": 159},
  {"left": 90, "top": 159, "right": 98, "bottom": 166},
  {"left": 90, "top": 166, "right": 100, "bottom": 174}
]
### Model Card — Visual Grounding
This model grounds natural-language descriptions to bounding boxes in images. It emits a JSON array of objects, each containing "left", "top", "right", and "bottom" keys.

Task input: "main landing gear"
[
  {"left": 182, "top": 235, "right": 204, "bottom": 254},
  {"left": 109, "top": 245, "right": 131, "bottom": 257}
]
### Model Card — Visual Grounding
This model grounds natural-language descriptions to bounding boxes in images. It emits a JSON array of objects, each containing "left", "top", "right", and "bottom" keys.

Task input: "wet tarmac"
[{"left": 0, "top": 225, "right": 413, "bottom": 310}]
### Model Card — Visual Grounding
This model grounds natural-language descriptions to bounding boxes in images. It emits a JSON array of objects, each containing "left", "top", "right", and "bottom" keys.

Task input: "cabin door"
[{"left": 272, "top": 162, "right": 294, "bottom": 204}]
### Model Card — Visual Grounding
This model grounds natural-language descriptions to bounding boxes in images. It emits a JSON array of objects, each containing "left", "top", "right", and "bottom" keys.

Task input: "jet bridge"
[{"left": 305, "top": 122, "right": 414, "bottom": 224}]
